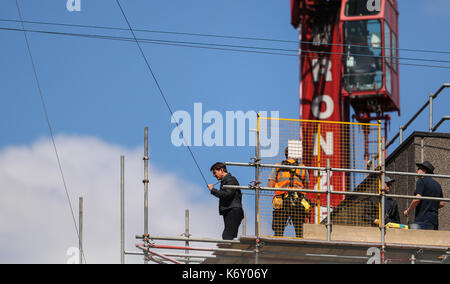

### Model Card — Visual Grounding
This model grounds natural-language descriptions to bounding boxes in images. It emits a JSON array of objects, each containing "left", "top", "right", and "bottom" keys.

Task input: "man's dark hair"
[{"left": 210, "top": 162, "right": 228, "bottom": 172}]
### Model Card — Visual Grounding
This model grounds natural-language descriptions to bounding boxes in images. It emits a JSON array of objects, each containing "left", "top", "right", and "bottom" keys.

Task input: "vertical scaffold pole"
[
  {"left": 326, "top": 159, "right": 331, "bottom": 241},
  {"left": 143, "top": 127, "right": 149, "bottom": 264},
  {"left": 185, "top": 209, "right": 190, "bottom": 264},
  {"left": 317, "top": 123, "right": 321, "bottom": 224},
  {"left": 79, "top": 196, "right": 83, "bottom": 265},
  {"left": 255, "top": 114, "right": 261, "bottom": 264},
  {"left": 380, "top": 138, "right": 386, "bottom": 264},
  {"left": 120, "top": 155, "right": 125, "bottom": 264}
]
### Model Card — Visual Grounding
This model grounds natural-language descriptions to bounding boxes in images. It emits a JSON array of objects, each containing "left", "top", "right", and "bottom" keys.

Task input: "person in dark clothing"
[
  {"left": 383, "top": 176, "right": 400, "bottom": 224},
  {"left": 373, "top": 176, "right": 400, "bottom": 227},
  {"left": 404, "top": 161, "right": 445, "bottom": 230},
  {"left": 208, "top": 162, "right": 244, "bottom": 240}
]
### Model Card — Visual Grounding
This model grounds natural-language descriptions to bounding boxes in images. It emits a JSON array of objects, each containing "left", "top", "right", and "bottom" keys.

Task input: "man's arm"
[
  {"left": 439, "top": 186, "right": 445, "bottom": 209},
  {"left": 268, "top": 168, "right": 277, "bottom": 188},
  {"left": 405, "top": 179, "right": 424, "bottom": 217},
  {"left": 404, "top": 194, "right": 421, "bottom": 217},
  {"left": 210, "top": 176, "right": 239, "bottom": 199}
]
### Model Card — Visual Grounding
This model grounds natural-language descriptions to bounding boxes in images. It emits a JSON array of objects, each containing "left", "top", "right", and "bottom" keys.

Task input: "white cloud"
[{"left": 0, "top": 135, "right": 221, "bottom": 264}]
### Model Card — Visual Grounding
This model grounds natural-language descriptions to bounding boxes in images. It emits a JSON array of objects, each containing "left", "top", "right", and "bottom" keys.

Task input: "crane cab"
[{"left": 340, "top": 0, "right": 400, "bottom": 121}]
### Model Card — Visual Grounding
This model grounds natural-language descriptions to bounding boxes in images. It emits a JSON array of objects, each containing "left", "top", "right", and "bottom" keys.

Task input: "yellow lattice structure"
[{"left": 257, "top": 116, "right": 382, "bottom": 239}]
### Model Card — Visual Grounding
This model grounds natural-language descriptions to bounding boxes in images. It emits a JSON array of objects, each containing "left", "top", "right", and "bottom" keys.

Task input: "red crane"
[
  {"left": 291, "top": 0, "right": 400, "bottom": 219},
  {"left": 292, "top": 0, "right": 399, "bottom": 123}
]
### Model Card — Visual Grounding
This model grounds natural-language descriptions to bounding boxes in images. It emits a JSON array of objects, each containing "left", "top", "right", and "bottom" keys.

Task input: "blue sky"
[
  {"left": 0, "top": 0, "right": 450, "bottom": 263},
  {"left": 0, "top": 0, "right": 301, "bottom": 182},
  {"left": 1, "top": 0, "right": 449, "bottom": 181}
]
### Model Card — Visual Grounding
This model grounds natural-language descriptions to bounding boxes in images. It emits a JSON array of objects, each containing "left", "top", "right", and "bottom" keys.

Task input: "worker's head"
[
  {"left": 416, "top": 161, "right": 435, "bottom": 175},
  {"left": 210, "top": 162, "right": 228, "bottom": 180},
  {"left": 284, "top": 145, "right": 302, "bottom": 161},
  {"left": 284, "top": 147, "right": 299, "bottom": 161},
  {"left": 384, "top": 176, "right": 395, "bottom": 192}
]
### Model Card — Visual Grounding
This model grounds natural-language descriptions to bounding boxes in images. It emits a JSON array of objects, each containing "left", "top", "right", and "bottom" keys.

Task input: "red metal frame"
[
  {"left": 340, "top": 0, "right": 387, "bottom": 21},
  {"left": 292, "top": 0, "right": 347, "bottom": 215},
  {"left": 340, "top": 0, "right": 400, "bottom": 119},
  {"left": 290, "top": 0, "right": 400, "bottom": 219}
]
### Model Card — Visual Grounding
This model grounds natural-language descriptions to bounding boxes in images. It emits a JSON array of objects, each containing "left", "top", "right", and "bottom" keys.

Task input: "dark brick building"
[{"left": 386, "top": 131, "right": 450, "bottom": 230}]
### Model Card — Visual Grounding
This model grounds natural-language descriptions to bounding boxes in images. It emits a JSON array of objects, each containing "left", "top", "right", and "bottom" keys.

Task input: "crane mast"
[{"left": 291, "top": 0, "right": 400, "bottom": 210}]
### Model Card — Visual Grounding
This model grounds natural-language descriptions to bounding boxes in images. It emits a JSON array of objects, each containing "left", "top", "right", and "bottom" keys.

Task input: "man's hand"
[
  {"left": 404, "top": 195, "right": 421, "bottom": 217},
  {"left": 207, "top": 184, "right": 214, "bottom": 191}
]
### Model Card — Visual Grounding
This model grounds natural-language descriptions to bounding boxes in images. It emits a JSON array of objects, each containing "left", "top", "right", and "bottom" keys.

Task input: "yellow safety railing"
[{"left": 257, "top": 116, "right": 382, "bottom": 239}]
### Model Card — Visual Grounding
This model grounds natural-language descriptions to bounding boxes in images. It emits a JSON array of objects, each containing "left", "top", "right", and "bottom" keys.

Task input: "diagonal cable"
[
  {"left": 14, "top": 0, "right": 87, "bottom": 264},
  {"left": 115, "top": 0, "right": 209, "bottom": 187}
]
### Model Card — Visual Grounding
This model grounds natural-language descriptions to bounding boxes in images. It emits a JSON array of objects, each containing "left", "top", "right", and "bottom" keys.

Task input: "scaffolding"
[{"left": 120, "top": 119, "right": 450, "bottom": 264}]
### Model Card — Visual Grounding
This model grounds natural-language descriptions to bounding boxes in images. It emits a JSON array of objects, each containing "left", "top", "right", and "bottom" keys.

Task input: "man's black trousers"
[{"left": 222, "top": 207, "right": 244, "bottom": 240}]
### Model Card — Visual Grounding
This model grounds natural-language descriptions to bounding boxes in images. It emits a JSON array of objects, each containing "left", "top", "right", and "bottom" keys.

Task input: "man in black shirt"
[
  {"left": 404, "top": 161, "right": 445, "bottom": 230},
  {"left": 383, "top": 176, "right": 401, "bottom": 224},
  {"left": 373, "top": 176, "right": 400, "bottom": 227},
  {"left": 208, "top": 162, "right": 244, "bottom": 240}
]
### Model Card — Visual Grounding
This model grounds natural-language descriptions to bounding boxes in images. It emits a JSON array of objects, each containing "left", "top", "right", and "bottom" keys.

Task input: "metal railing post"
[
  {"left": 387, "top": 83, "right": 450, "bottom": 148},
  {"left": 432, "top": 116, "right": 450, "bottom": 132},
  {"left": 429, "top": 94, "right": 434, "bottom": 132},
  {"left": 399, "top": 125, "right": 404, "bottom": 144}
]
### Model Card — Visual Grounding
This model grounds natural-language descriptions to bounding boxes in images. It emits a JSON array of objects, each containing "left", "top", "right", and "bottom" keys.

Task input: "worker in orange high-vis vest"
[{"left": 269, "top": 147, "right": 310, "bottom": 238}]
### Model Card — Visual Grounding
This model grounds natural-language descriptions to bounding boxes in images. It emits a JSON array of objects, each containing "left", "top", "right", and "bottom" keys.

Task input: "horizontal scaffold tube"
[
  {"left": 223, "top": 185, "right": 379, "bottom": 197},
  {"left": 136, "top": 234, "right": 240, "bottom": 244},
  {"left": 145, "top": 243, "right": 254, "bottom": 254},
  {"left": 226, "top": 161, "right": 450, "bottom": 179},
  {"left": 222, "top": 185, "right": 450, "bottom": 202},
  {"left": 136, "top": 244, "right": 181, "bottom": 264}
]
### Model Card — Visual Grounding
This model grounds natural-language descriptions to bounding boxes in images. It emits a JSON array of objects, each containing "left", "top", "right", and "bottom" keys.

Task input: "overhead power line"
[
  {"left": 14, "top": 1, "right": 87, "bottom": 264},
  {"left": 1, "top": 25, "right": 450, "bottom": 69},
  {"left": 0, "top": 18, "right": 298, "bottom": 44},
  {"left": 1, "top": 17, "right": 450, "bottom": 56}
]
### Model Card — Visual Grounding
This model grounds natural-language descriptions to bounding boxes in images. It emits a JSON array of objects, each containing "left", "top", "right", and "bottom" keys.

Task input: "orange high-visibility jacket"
[{"left": 272, "top": 159, "right": 307, "bottom": 197}]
